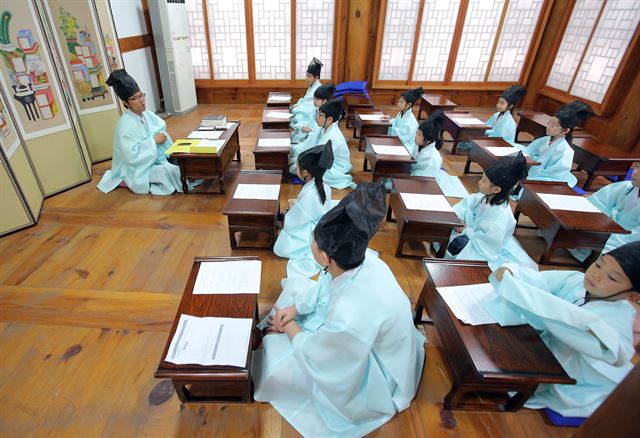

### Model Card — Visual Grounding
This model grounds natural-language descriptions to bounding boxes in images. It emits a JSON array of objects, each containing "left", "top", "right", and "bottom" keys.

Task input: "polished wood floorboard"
[{"left": 0, "top": 103, "right": 585, "bottom": 437}]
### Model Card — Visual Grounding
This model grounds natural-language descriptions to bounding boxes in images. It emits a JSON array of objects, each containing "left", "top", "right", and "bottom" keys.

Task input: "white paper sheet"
[
  {"left": 537, "top": 193, "right": 603, "bottom": 213},
  {"left": 193, "top": 260, "right": 261, "bottom": 294},
  {"left": 485, "top": 146, "right": 518, "bottom": 157},
  {"left": 223, "top": 122, "right": 236, "bottom": 130},
  {"left": 359, "top": 114, "right": 386, "bottom": 121},
  {"left": 233, "top": 183, "right": 281, "bottom": 200},
  {"left": 197, "top": 126, "right": 217, "bottom": 131},
  {"left": 436, "top": 283, "right": 498, "bottom": 325},
  {"left": 450, "top": 117, "right": 486, "bottom": 126},
  {"left": 372, "top": 144, "right": 410, "bottom": 156},
  {"left": 165, "top": 315, "right": 253, "bottom": 366},
  {"left": 264, "top": 111, "right": 293, "bottom": 119},
  {"left": 268, "top": 95, "right": 291, "bottom": 101},
  {"left": 258, "top": 138, "right": 291, "bottom": 148},
  {"left": 400, "top": 193, "right": 455, "bottom": 212},
  {"left": 188, "top": 130, "right": 223, "bottom": 140}
]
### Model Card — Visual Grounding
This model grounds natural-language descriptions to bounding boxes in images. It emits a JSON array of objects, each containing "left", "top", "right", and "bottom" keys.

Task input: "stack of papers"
[
  {"left": 359, "top": 114, "right": 386, "bottom": 121},
  {"left": 165, "top": 139, "right": 224, "bottom": 154},
  {"left": 372, "top": 144, "right": 410, "bottom": 156},
  {"left": 233, "top": 183, "right": 281, "bottom": 200},
  {"left": 268, "top": 95, "right": 291, "bottom": 102},
  {"left": 194, "top": 260, "right": 261, "bottom": 294},
  {"left": 400, "top": 193, "right": 455, "bottom": 212},
  {"left": 537, "top": 193, "right": 602, "bottom": 213},
  {"left": 485, "top": 146, "right": 523, "bottom": 157},
  {"left": 257, "top": 138, "right": 291, "bottom": 148},
  {"left": 264, "top": 111, "right": 293, "bottom": 119},
  {"left": 436, "top": 283, "right": 498, "bottom": 325},
  {"left": 165, "top": 315, "right": 253, "bottom": 366},
  {"left": 188, "top": 130, "right": 223, "bottom": 140}
]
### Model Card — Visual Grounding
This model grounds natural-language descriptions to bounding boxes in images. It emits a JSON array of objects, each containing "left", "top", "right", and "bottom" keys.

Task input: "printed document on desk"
[
  {"left": 436, "top": 283, "right": 498, "bottom": 325},
  {"left": 193, "top": 260, "right": 261, "bottom": 295}
]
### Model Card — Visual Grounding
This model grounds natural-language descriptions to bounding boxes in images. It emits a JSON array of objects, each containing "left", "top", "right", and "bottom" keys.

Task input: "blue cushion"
[
  {"left": 543, "top": 408, "right": 587, "bottom": 427},
  {"left": 607, "top": 166, "right": 633, "bottom": 183},
  {"left": 336, "top": 81, "right": 368, "bottom": 93}
]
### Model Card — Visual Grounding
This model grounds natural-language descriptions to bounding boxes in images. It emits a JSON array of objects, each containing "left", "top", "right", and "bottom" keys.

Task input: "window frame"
[
  {"left": 371, "top": 0, "right": 552, "bottom": 90},
  {"left": 539, "top": 0, "right": 640, "bottom": 116},
  {"left": 192, "top": 0, "right": 344, "bottom": 88}
]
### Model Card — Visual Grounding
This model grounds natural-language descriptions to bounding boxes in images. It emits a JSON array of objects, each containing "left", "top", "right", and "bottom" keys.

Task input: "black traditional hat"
[
  {"left": 105, "top": 69, "right": 140, "bottom": 101},
  {"left": 307, "top": 57, "right": 323, "bottom": 77},
  {"left": 401, "top": 87, "right": 423, "bottom": 105},
  {"left": 555, "top": 100, "right": 595, "bottom": 130},
  {"left": 314, "top": 83, "right": 335, "bottom": 101},
  {"left": 608, "top": 241, "right": 640, "bottom": 292},
  {"left": 298, "top": 140, "right": 334, "bottom": 179},
  {"left": 319, "top": 98, "right": 345, "bottom": 122},
  {"left": 485, "top": 152, "right": 528, "bottom": 193},
  {"left": 314, "top": 182, "right": 387, "bottom": 268},
  {"left": 501, "top": 85, "right": 527, "bottom": 106},
  {"left": 418, "top": 109, "right": 445, "bottom": 143}
]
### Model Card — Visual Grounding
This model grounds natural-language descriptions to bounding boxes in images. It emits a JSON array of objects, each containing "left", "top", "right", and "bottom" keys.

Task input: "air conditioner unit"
[{"left": 148, "top": 0, "right": 197, "bottom": 115}]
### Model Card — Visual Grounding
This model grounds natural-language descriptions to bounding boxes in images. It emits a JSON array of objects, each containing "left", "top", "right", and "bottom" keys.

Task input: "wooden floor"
[{"left": 1, "top": 103, "right": 604, "bottom": 437}]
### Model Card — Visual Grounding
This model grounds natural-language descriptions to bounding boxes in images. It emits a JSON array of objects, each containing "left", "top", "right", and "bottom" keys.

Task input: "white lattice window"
[
  {"left": 412, "top": 0, "right": 461, "bottom": 82},
  {"left": 295, "top": 0, "right": 335, "bottom": 80},
  {"left": 378, "top": 0, "right": 421, "bottom": 81},
  {"left": 252, "top": 0, "right": 292, "bottom": 80},
  {"left": 186, "top": 0, "right": 210, "bottom": 79},
  {"left": 546, "top": 0, "right": 604, "bottom": 91},
  {"left": 570, "top": 0, "right": 640, "bottom": 103},
  {"left": 452, "top": 0, "right": 506, "bottom": 82},
  {"left": 488, "top": 0, "right": 544, "bottom": 82},
  {"left": 206, "top": 0, "right": 249, "bottom": 80}
]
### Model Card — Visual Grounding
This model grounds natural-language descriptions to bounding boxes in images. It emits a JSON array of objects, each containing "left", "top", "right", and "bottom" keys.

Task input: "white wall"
[{"left": 109, "top": 0, "right": 161, "bottom": 112}]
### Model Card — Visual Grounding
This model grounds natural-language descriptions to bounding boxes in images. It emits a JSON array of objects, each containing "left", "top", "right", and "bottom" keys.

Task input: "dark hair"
[
  {"left": 313, "top": 177, "right": 327, "bottom": 205},
  {"left": 334, "top": 257, "right": 363, "bottom": 271}
]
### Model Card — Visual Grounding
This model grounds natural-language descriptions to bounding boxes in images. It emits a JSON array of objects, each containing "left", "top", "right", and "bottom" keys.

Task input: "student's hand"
[
  {"left": 626, "top": 297, "right": 640, "bottom": 353},
  {"left": 288, "top": 199, "right": 297, "bottom": 209},
  {"left": 382, "top": 114, "right": 391, "bottom": 121},
  {"left": 454, "top": 223, "right": 465, "bottom": 233},
  {"left": 495, "top": 266, "right": 513, "bottom": 281},
  {"left": 154, "top": 133, "right": 167, "bottom": 144},
  {"left": 301, "top": 126, "right": 313, "bottom": 133},
  {"left": 283, "top": 320, "right": 302, "bottom": 340},
  {"left": 274, "top": 305, "right": 298, "bottom": 329}
]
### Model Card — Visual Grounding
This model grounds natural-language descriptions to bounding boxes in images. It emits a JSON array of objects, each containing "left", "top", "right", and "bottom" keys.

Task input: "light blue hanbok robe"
[
  {"left": 446, "top": 193, "right": 537, "bottom": 270},
  {"left": 570, "top": 181, "right": 640, "bottom": 261},
  {"left": 483, "top": 265, "right": 635, "bottom": 417},
  {"left": 485, "top": 111, "right": 517, "bottom": 144},
  {"left": 290, "top": 80, "right": 321, "bottom": 127},
  {"left": 291, "top": 115, "right": 319, "bottom": 144},
  {"left": 97, "top": 109, "right": 183, "bottom": 195},
  {"left": 252, "top": 251, "right": 425, "bottom": 437},
  {"left": 410, "top": 141, "right": 469, "bottom": 198},
  {"left": 290, "top": 123, "right": 355, "bottom": 190},
  {"left": 388, "top": 110, "right": 419, "bottom": 151},
  {"left": 274, "top": 180, "right": 333, "bottom": 278},
  {"left": 515, "top": 136, "right": 577, "bottom": 187}
]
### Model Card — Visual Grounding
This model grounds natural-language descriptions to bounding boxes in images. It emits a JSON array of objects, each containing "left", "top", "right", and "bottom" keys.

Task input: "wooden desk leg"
[
  {"left": 451, "top": 139, "right": 459, "bottom": 155},
  {"left": 539, "top": 243, "right": 555, "bottom": 265},
  {"left": 219, "top": 176, "right": 226, "bottom": 194},
  {"left": 583, "top": 249, "right": 600, "bottom": 269},
  {"left": 353, "top": 127, "right": 358, "bottom": 139},
  {"left": 363, "top": 158, "right": 368, "bottom": 172},
  {"left": 229, "top": 229, "right": 238, "bottom": 249},
  {"left": 180, "top": 176, "right": 188, "bottom": 194},
  {"left": 515, "top": 129, "right": 521, "bottom": 143},
  {"left": 359, "top": 136, "right": 365, "bottom": 151},
  {"left": 413, "top": 303, "right": 424, "bottom": 324},
  {"left": 234, "top": 132, "right": 242, "bottom": 162},
  {"left": 463, "top": 157, "right": 472, "bottom": 174},
  {"left": 444, "top": 384, "right": 464, "bottom": 410},
  {"left": 513, "top": 205, "right": 521, "bottom": 223},
  {"left": 395, "top": 235, "right": 406, "bottom": 257},
  {"left": 386, "top": 204, "right": 396, "bottom": 222},
  {"left": 505, "top": 390, "right": 533, "bottom": 411},
  {"left": 583, "top": 172, "right": 595, "bottom": 191},
  {"left": 173, "top": 381, "right": 190, "bottom": 403}
]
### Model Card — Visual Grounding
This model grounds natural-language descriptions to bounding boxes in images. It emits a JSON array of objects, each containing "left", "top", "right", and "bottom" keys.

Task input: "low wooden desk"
[
  {"left": 155, "top": 256, "right": 259, "bottom": 403},
  {"left": 223, "top": 171, "right": 282, "bottom": 250},
  {"left": 342, "top": 94, "right": 374, "bottom": 129},
  {"left": 464, "top": 138, "right": 540, "bottom": 174},
  {"left": 571, "top": 137, "right": 640, "bottom": 190},
  {"left": 262, "top": 107, "right": 291, "bottom": 130},
  {"left": 266, "top": 92, "right": 292, "bottom": 107},
  {"left": 515, "top": 181, "right": 630, "bottom": 266},
  {"left": 416, "top": 259, "right": 575, "bottom": 411},
  {"left": 253, "top": 129, "right": 291, "bottom": 182},
  {"left": 363, "top": 135, "right": 416, "bottom": 180},
  {"left": 170, "top": 121, "right": 241, "bottom": 194},
  {"left": 515, "top": 111, "right": 549, "bottom": 143},
  {"left": 418, "top": 94, "right": 458, "bottom": 120},
  {"left": 353, "top": 109, "right": 390, "bottom": 151},
  {"left": 388, "top": 177, "right": 462, "bottom": 257},
  {"left": 442, "top": 112, "right": 489, "bottom": 155}
]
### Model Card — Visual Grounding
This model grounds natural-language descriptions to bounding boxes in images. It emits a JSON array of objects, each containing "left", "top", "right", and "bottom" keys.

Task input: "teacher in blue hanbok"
[
  {"left": 97, "top": 69, "right": 186, "bottom": 195},
  {"left": 253, "top": 182, "right": 425, "bottom": 437}
]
